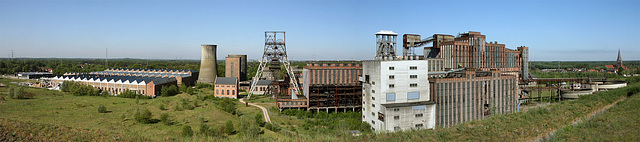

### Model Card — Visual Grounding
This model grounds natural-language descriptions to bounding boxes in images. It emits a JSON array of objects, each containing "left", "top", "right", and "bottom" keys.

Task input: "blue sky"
[{"left": 1, "top": 0, "right": 639, "bottom": 61}]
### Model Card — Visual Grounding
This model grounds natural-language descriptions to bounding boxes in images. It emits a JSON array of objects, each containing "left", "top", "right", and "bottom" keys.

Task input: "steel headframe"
[{"left": 247, "top": 31, "right": 301, "bottom": 100}]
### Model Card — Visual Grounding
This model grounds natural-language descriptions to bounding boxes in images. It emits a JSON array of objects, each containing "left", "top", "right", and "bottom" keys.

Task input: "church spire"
[{"left": 616, "top": 49, "right": 623, "bottom": 68}]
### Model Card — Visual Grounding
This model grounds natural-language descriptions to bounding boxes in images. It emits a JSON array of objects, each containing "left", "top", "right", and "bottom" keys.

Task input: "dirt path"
[
  {"left": 239, "top": 98, "right": 271, "bottom": 123},
  {"left": 533, "top": 97, "right": 627, "bottom": 142}
]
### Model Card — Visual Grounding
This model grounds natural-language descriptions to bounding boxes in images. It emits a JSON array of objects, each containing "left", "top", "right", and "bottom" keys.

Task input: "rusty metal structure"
[
  {"left": 303, "top": 62, "right": 363, "bottom": 112},
  {"left": 248, "top": 31, "right": 301, "bottom": 100}
]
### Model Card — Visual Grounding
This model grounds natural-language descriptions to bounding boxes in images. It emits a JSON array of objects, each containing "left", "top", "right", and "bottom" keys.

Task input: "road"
[{"left": 239, "top": 98, "right": 271, "bottom": 123}]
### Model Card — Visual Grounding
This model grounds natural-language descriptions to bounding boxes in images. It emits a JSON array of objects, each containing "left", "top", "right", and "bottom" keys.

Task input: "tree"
[
  {"left": 10, "top": 86, "right": 26, "bottom": 99},
  {"left": 97, "top": 105, "right": 107, "bottom": 113},
  {"left": 224, "top": 120, "right": 234, "bottom": 135},
  {"left": 181, "top": 125, "right": 193, "bottom": 137},
  {"left": 161, "top": 85, "right": 179, "bottom": 97}
]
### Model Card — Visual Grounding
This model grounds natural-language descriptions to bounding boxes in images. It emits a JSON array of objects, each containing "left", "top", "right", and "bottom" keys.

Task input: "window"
[
  {"left": 372, "top": 104, "right": 375, "bottom": 107},
  {"left": 394, "top": 116, "right": 400, "bottom": 120},
  {"left": 394, "top": 126, "right": 400, "bottom": 131},
  {"left": 371, "top": 120, "right": 375, "bottom": 124},
  {"left": 408, "top": 92, "right": 420, "bottom": 100},
  {"left": 372, "top": 90, "right": 375, "bottom": 93},
  {"left": 410, "top": 66, "right": 417, "bottom": 70},
  {"left": 386, "top": 93, "right": 396, "bottom": 101},
  {"left": 232, "top": 90, "right": 235, "bottom": 95},
  {"left": 389, "top": 75, "right": 395, "bottom": 79},
  {"left": 389, "top": 84, "right": 394, "bottom": 88},
  {"left": 372, "top": 96, "right": 375, "bottom": 100},
  {"left": 413, "top": 105, "right": 426, "bottom": 110},
  {"left": 389, "top": 67, "right": 395, "bottom": 70},
  {"left": 393, "top": 108, "right": 400, "bottom": 112},
  {"left": 372, "top": 81, "right": 375, "bottom": 85},
  {"left": 415, "top": 124, "right": 423, "bottom": 128},
  {"left": 415, "top": 113, "right": 423, "bottom": 117},
  {"left": 410, "top": 75, "right": 418, "bottom": 79},
  {"left": 410, "top": 83, "right": 418, "bottom": 87},
  {"left": 371, "top": 112, "right": 375, "bottom": 116}
]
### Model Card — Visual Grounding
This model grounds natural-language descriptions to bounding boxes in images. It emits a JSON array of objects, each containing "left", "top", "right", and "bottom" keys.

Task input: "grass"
[
  {"left": 1, "top": 76, "right": 638, "bottom": 141},
  {"left": 551, "top": 89, "right": 640, "bottom": 141},
  {"left": 0, "top": 77, "right": 290, "bottom": 141}
]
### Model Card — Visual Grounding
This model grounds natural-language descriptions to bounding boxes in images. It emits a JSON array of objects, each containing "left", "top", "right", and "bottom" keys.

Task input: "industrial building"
[
  {"left": 362, "top": 30, "right": 437, "bottom": 132},
  {"left": 51, "top": 68, "right": 198, "bottom": 97},
  {"left": 214, "top": 77, "right": 238, "bottom": 99},
  {"left": 419, "top": 31, "right": 529, "bottom": 82},
  {"left": 406, "top": 31, "right": 528, "bottom": 127},
  {"left": 49, "top": 74, "right": 177, "bottom": 97},
  {"left": 16, "top": 72, "right": 54, "bottom": 79},
  {"left": 302, "top": 62, "right": 363, "bottom": 112},
  {"left": 429, "top": 70, "right": 518, "bottom": 128},
  {"left": 226, "top": 55, "right": 248, "bottom": 81}
]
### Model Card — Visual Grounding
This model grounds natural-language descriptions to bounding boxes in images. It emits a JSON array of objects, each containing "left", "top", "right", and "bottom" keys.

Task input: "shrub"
[
  {"left": 160, "top": 113, "right": 172, "bottom": 125},
  {"left": 174, "top": 103, "right": 184, "bottom": 111},
  {"left": 255, "top": 113, "right": 266, "bottom": 127},
  {"left": 159, "top": 104, "right": 167, "bottom": 110},
  {"left": 100, "top": 91, "right": 110, "bottom": 96},
  {"left": 181, "top": 125, "right": 194, "bottom": 137},
  {"left": 9, "top": 86, "right": 27, "bottom": 99},
  {"left": 134, "top": 108, "right": 153, "bottom": 124},
  {"left": 97, "top": 105, "right": 107, "bottom": 113},
  {"left": 224, "top": 120, "right": 234, "bottom": 135},
  {"left": 161, "top": 85, "right": 179, "bottom": 97},
  {"left": 61, "top": 81, "right": 99, "bottom": 96},
  {"left": 265, "top": 123, "right": 280, "bottom": 132}
]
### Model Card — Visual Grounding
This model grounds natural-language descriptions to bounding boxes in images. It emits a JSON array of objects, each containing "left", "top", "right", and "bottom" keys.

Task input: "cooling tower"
[
  {"left": 198, "top": 45, "right": 218, "bottom": 83},
  {"left": 228, "top": 55, "right": 247, "bottom": 81}
]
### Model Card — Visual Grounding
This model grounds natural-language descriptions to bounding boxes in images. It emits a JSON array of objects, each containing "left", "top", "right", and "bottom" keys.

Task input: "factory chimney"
[{"left": 198, "top": 45, "right": 218, "bottom": 83}]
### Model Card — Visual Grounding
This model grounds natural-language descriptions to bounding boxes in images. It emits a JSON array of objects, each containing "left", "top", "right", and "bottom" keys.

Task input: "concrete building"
[
  {"left": 302, "top": 62, "right": 363, "bottom": 112},
  {"left": 362, "top": 30, "right": 436, "bottom": 132},
  {"left": 214, "top": 77, "right": 238, "bottom": 99},
  {"left": 362, "top": 60, "right": 436, "bottom": 132},
  {"left": 429, "top": 70, "right": 518, "bottom": 127}
]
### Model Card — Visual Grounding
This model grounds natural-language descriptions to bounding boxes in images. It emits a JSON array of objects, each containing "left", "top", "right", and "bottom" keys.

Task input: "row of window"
[
  {"left": 388, "top": 75, "right": 418, "bottom": 79},
  {"left": 216, "top": 89, "right": 236, "bottom": 95},
  {"left": 385, "top": 92, "right": 421, "bottom": 101},
  {"left": 388, "top": 66, "right": 418, "bottom": 70}
]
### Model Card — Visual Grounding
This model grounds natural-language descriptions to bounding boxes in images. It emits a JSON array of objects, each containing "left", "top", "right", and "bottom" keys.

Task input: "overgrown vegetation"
[
  {"left": 61, "top": 81, "right": 100, "bottom": 96},
  {"left": 133, "top": 108, "right": 154, "bottom": 124},
  {"left": 205, "top": 95, "right": 238, "bottom": 115},
  {"left": 97, "top": 105, "right": 107, "bottom": 113},
  {"left": 7, "top": 86, "right": 29, "bottom": 99},
  {"left": 160, "top": 85, "right": 179, "bottom": 97},
  {"left": 551, "top": 85, "right": 640, "bottom": 141}
]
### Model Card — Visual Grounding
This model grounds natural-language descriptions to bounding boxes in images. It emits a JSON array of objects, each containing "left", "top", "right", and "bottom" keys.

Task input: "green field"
[
  {"left": 551, "top": 89, "right": 640, "bottom": 141},
  {"left": 1, "top": 76, "right": 639, "bottom": 141}
]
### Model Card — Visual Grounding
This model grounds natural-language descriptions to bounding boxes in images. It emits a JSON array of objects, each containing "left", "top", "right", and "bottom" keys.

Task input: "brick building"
[{"left": 214, "top": 77, "right": 238, "bottom": 99}]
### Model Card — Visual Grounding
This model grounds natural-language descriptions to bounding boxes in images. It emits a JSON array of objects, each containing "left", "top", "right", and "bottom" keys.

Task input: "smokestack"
[{"left": 198, "top": 45, "right": 218, "bottom": 83}]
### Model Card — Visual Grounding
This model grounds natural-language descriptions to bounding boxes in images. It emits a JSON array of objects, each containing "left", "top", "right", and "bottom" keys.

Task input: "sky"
[{"left": 1, "top": 0, "right": 639, "bottom": 61}]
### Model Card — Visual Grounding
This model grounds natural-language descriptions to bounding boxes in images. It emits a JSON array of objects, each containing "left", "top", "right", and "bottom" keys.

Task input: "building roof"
[
  {"left": 375, "top": 30, "right": 397, "bottom": 35},
  {"left": 256, "top": 80, "right": 272, "bottom": 86},
  {"left": 215, "top": 77, "right": 238, "bottom": 85},
  {"left": 53, "top": 74, "right": 176, "bottom": 85}
]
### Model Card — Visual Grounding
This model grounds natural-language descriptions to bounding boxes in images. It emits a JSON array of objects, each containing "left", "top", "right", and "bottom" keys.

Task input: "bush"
[
  {"left": 161, "top": 85, "right": 179, "bottom": 97},
  {"left": 97, "top": 105, "right": 107, "bottom": 113},
  {"left": 118, "top": 90, "right": 151, "bottom": 99},
  {"left": 159, "top": 104, "right": 167, "bottom": 110},
  {"left": 181, "top": 125, "right": 194, "bottom": 137},
  {"left": 160, "top": 113, "right": 172, "bottom": 125},
  {"left": 134, "top": 108, "right": 153, "bottom": 124},
  {"left": 8, "top": 86, "right": 27, "bottom": 99},
  {"left": 265, "top": 123, "right": 280, "bottom": 132},
  {"left": 224, "top": 120, "right": 234, "bottom": 135},
  {"left": 255, "top": 113, "right": 265, "bottom": 127},
  {"left": 61, "top": 81, "right": 99, "bottom": 96}
]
